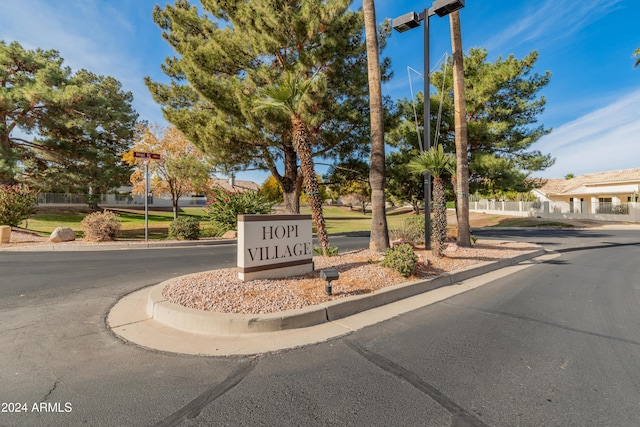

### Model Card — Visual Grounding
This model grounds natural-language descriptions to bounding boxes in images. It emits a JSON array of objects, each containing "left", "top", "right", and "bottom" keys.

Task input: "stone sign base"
[
  {"left": 237, "top": 214, "right": 313, "bottom": 282},
  {"left": 238, "top": 260, "right": 313, "bottom": 282}
]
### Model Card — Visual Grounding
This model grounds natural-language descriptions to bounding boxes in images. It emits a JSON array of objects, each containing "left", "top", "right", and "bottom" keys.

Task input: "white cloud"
[
  {"left": 486, "top": 0, "right": 623, "bottom": 52},
  {"left": 534, "top": 88, "right": 640, "bottom": 177}
]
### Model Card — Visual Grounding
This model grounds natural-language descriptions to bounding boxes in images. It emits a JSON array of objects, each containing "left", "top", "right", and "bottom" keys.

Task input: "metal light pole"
[
  {"left": 134, "top": 151, "right": 161, "bottom": 241},
  {"left": 392, "top": 0, "right": 465, "bottom": 250},
  {"left": 144, "top": 159, "right": 149, "bottom": 241}
]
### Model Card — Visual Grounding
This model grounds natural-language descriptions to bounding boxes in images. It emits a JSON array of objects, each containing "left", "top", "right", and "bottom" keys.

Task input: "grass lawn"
[
  {"left": 19, "top": 207, "right": 209, "bottom": 239},
  {"left": 19, "top": 205, "right": 418, "bottom": 239},
  {"left": 300, "top": 206, "right": 416, "bottom": 234}
]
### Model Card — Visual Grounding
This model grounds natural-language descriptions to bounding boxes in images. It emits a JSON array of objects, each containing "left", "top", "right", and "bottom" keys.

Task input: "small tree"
[
  {"left": 386, "top": 148, "right": 423, "bottom": 215},
  {"left": 409, "top": 145, "right": 456, "bottom": 257},
  {"left": 124, "top": 124, "right": 210, "bottom": 219},
  {"left": 255, "top": 73, "right": 331, "bottom": 255},
  {"left": 340, "top": 183, "right": 371, "bottom": 214},
  {"left": 0, "top": 185, "right": 38, "bottom": 227},
  {"left": 259, "top": 175, "right": 284, "bottom": 204},
  {"left": 324, "top": 159, "right": 370, "bottom": 213}
]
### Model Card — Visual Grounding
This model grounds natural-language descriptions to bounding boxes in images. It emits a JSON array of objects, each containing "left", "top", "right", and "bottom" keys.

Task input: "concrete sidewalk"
[{"left": 108, "top": 247, "right": 555, "bottom": 357}]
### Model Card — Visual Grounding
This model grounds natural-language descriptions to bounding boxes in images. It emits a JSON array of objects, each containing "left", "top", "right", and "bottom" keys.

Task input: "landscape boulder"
[
  {"left": 50, "top": 227, "right": 76, "bottom": 243},
  {"left": 0, "top": 226, "right": 10, "bottom": 244},
  {"left": 222, "top": 230, "right": 238, "bottom": 239}
]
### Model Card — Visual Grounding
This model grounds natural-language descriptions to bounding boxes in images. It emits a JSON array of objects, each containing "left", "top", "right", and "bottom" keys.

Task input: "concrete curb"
[
  {"left": 0, "top": 238, "right": 236, "bottom": 252},
  {"left": 146, "top": 247, "right": 546, "bottom": 335}
]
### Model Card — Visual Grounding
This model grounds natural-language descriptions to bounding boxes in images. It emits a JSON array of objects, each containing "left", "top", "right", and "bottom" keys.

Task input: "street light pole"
[
  {"left": 144, "top": 159, "right": 149, "bottom": 241},
  {"left": 422, "top": 8, "right": 431, "bottom": 250},
  {"left": 392, "top": 0, "right": 465, "bottom": 250}
]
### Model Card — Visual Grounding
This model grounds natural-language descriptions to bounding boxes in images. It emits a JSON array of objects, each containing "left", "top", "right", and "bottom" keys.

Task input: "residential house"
[
  {"left": 532, "top": 168, "right": 640, "bottom": 214},
  {"left": 469, "top": 168, "right": 640, "bottom": 222},
  {"left": 210, "top": 176, "right": 260, "bottom": 193}
]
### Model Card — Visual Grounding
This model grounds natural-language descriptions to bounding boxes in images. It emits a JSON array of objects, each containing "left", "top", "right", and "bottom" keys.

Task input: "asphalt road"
[{"left": 1, "top": 229, "right": 639, "bottom": 426}]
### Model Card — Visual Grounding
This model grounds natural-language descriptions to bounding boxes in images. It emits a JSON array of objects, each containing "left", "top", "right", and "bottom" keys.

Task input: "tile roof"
[
  {"left": 211, "top": 178, "right": 260, "bottom": 193},
  {"left": 537, "top": 168, "right": 640, "bottom": 195}
]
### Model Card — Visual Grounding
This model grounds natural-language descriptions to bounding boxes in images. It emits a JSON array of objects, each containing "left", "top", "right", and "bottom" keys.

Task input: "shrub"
[
  {"left": 205, "top": 187, "right": 274, "bottom": 232},
  {"left": 389, "top": 215, "right": 426, "bottom": 245},
  {"left": 313, "top": 245, "right": 339, "bottom": 256},
  {"left": 168, "top": 216, "right": 200, "bottom": 240},
  {"left": 0, "top": 185, "right": 39, "bottom": 227},
  {"left": 381, "top": 243, "right": 418, "bottom": 277},
  {"left": 81, "top": 210, "right": 121, "bottom": 241}
]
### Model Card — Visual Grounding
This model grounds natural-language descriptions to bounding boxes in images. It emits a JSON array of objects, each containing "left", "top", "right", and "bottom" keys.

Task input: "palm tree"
[
  {"left": 449, "top": 10, "right": 471, "bottom": 247},
  {"left": 408, "top": 144, "right": 456, "bottom": 257},
  {"left": 255, "top": 74, "right": 331, "bottom": 255},
  {"left": 363, "top": 0, "right": 389, "bottom": 252},
  {"left": 634, "top": 48, "right": 640, "bottom": 68}
]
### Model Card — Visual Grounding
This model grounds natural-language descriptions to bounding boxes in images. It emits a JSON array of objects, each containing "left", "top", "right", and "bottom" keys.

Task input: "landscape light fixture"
[
  {"left": 391, "top": 0, "right": 465, "bottom": 250},
  {"left": 319, "top": 268, "right": 339, "bottom": 296}
]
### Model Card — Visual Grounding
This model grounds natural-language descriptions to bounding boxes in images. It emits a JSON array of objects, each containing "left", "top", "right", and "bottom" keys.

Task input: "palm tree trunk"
[
  {"left": 290, "top": 115, "right": 330, "bottom": 254},
  {"left": 450, "top": 10, "right": 471, "bottom": 247},
  {"left": 273, "top": 143, "right": 302, "bottom": 214},
  {"left": 363, "top": 0, "right": 389, "bottom": 252},
  {"left": 432, "top": 176, "right": 447, "bottom": 257}
]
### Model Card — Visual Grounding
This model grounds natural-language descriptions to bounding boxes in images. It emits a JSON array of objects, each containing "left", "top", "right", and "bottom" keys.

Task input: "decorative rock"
[
  {"left": 50, "top": 227, "right": 76, "bottom": 243},
  {"left": 0, "top": 226, "right": 10, "bottom": 244},
  {"left": 445, "top": 243, "right": 458, "bottom": 252},
  {"left": 222, "top": 230, "right": 237, "bottom": 239}
]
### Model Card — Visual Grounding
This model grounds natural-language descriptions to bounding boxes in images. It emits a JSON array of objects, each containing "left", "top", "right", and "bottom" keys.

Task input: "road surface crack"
[
  {"left": 153, "top": 358, "right": 256, "bottom": 427},
  {"left": 445, "top": 303, "right": 640, "bottom": 347},
  {"left": 41, "top": 379, "right": 60, "bottom": 402},
  {"left": 346, "top": 341, "right": 488, "bottom": 427}
]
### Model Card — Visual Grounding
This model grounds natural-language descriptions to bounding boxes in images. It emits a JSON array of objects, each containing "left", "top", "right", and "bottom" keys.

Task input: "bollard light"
[{"left": 320, "top": 268, "right": 339, "bottom": 296}]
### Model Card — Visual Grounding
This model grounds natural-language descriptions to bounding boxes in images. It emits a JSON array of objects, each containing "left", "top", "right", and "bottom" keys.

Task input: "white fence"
[
  {"left": 470, "top": 199, "right": 640, "bottom": 223},
  {"left": 37, "top": 193, "right": 207, "bottom": 208}
]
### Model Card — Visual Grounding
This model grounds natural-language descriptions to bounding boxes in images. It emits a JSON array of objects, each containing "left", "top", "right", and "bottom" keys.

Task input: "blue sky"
[{"left": 1, "top": 0, "right": 639, "bottom": 184}]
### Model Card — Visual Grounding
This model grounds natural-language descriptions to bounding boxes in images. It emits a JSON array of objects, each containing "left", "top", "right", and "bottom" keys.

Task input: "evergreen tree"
[
  {"left": 389, "top": 48, "right": 554, "bottom": 198},
  {"left": 431, "top": 48, "right": 554, "bottom": 195},
  {"left": 0, "top": 41, "right": 137, "bottom": 195},
  {"left": 146, "top": 0, "right": 389, "bottom": 214}
]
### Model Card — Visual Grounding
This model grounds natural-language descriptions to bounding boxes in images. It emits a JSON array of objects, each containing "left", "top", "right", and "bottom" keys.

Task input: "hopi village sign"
[{"left": 237, "top": 215, "right": 314, "bottom": 281}]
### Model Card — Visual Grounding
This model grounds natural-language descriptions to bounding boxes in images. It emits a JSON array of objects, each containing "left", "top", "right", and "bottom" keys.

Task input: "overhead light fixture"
[
  {"left": 392, "top": 11, "right": 421, "bottom": 33},
  {"left": 432, "top": 0, "right": 465, "bottom": 17}
]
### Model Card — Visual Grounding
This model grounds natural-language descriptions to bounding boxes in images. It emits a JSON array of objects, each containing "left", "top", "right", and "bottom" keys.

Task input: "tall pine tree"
[
  {"left": 0, "top": 41, "right": 137, "bottom": 195},
  {"left": 146, "top": 0, "right": 389, "bottom": 213},
  {"left": 390, "top": 48, "right": 554, "bottom": 198}
]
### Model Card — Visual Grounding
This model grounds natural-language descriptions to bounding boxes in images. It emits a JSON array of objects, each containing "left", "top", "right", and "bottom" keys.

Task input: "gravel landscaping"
[{"left": 162, "top": 241, "right": 539, "bottom": 314}]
